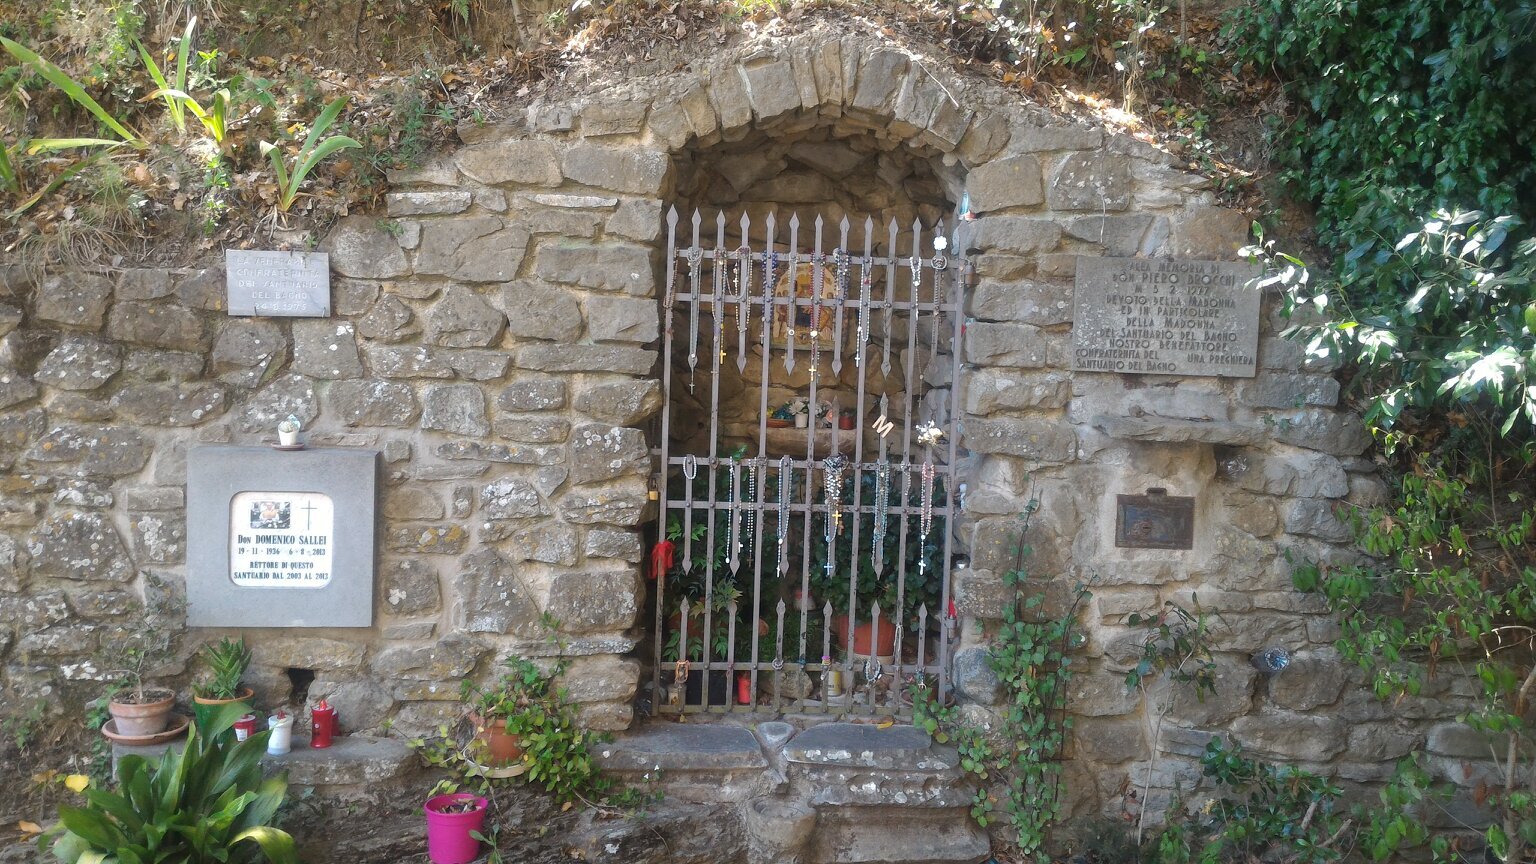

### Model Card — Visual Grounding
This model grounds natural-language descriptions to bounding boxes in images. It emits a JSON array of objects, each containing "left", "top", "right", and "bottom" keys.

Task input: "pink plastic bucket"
[{"left": 423, "top": 794, "right": 488, "bottom": 864}]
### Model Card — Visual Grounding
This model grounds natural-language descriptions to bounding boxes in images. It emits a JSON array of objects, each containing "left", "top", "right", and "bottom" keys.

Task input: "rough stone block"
[
  {"left": 365, "top": 346, "right": 454, "bottom": 379},
  {"left": 107, "top": 302, "right": 206, "bottom": 352},
  {"left": 455, "top": 141, "right": 562, "bottom": 186},
  {"left": 1237, "top": 373, "right": 1341, "bottom": 409},
  {"left": 606, "top": 198, "right": 664, "bottom": 242},
  {"left": 742, "top": 60, "right": 800, "bottom": 120},
  {"left": 36, "top": 336, "right": 121, "bottom": 391},
  {"left": 330, "top": 379, "right": 419, "bottom": 427},
  {"left": 955, "top": 217, "right": 1063, "bottom": 255},
  {"left": 358, "top": 295, "right": 420, "bottom": 344},
  {"left": 534, "top": 241, "right": 655, "bottom": 296},
  {"left": 965, "top": 154, "right": 1043, "bottom": 213},
  {"left": 385, "top": 190, "right": 471, "bottom": 216},
  {"left": 962, "top": 417, "right": 1076, "bottom": 461},
  {"left": 579, "top": 99, "right": 648, "bottom": 137},
  {"left": 1285, "top": 497, "right": 1353, "bottom": 542},
  {"left": 963, "top": 322, "right": 1048, "bottom": 367},
  {"left": 1013, "top": 124, "right": 1104, "bottom": 152},
  {"left": 110, "top": 384, "right": 227, "bottom": 426},
  {"left": 480, "top": 477, "right": 549, "bottom": 520},
  {"left": 291, "top": 321, "right": 363, "bottom": 379},
  {"left": 372, "top": 636, "right": 484, "bottom": 679},
  {"left": 1231, "top": 711, "right": 1347, "bottom": 762},
  {"left": 1047, "top": 151, "right": 1132, "bottom": 212},
  {"left": 501, "top": 281, "right": 583, "bottom": 343},
  {"left": 421, "top": 383, "right": 489, "bottom": 437},
  {"left": 568, "top": 423, "right": 649, "bottom": 485},
  {"left": 116, "top": 269, "right": 173, "bottom": 301},
  {"left": 850, "top": 49, "right": 907, "bottom": 113},
  {"left": 1063, "top": 213, "right": 1157, "bottom": 256},
  {"left": 584, "top": 528, "right": 642, "bottom": 562},
  {"left": 519, "top": 345, "right": 656, "bottom": 375},
  {"left": 562, "top": 144, "right": 669, "bottom": 195},
  {"left": 1225, "top": 451, "right": 1348, "bottom": 499},
  {"left": 414, "top": 217, "right": 529, "bottom": 283},
  {"left": 584, "top": 295, "right": 658, "bottom": 343},
  {"left": 212, "top": 320, "right": 287, "bottom": 386},
  {"left": 321, "top": 216, "right": 409, "bottom": 279},
  {"left": 510, "top": 522, "right": 578, "bottom": 566},
  {"left": 1074, "top": 716, "right": 1145, "bottom": 763},
  {"left": 573, "top": 378, "right": 661, "bottom": 426},
  {"left": 1168, "top": 205, "right": 1251, "bottom": 259},
  {"left": 36, "top": 274, "right": 111, "bottom": 329},
  {"left": 499, "top": 376, "right": 567, "bottom": 412},
  {"left": 26, "top": 511, "right": 132, "bottom": 581},
  {"left": 1270, "top": 408, "right": 1371, "bottom": 456},
  {"left": 381, "top": 558, "right": 441, "bottom": 616},
  {"left": 969, "top": 279, "right": 1072, "bottom": 326},
  {"left": 558, "top": 478, "right": 648, "bottom": 526},
  {"left": 428, "top": 285, "right": 506, "bottom": 348},
  {"left": 24, "top": 425, "right": 150, "bottom": 477},
  {"left": 964, "top": 370, "right": 1071, "bottom": 414},
  {"left": 547, "top": 566, "right": 642, "bottom": 633},
  {"left": 493, "top": 412, "right": 570, "bottom": 444}
]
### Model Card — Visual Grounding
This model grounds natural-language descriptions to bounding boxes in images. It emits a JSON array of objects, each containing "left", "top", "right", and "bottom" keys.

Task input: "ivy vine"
[{"left": 915, "top": 503, "right": 1088, "bottom": 857}]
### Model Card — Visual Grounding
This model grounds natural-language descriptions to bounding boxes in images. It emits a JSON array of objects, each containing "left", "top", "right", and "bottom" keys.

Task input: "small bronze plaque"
[{"left": 1116, "top": 489, "right": 1194, "bottom": 549}]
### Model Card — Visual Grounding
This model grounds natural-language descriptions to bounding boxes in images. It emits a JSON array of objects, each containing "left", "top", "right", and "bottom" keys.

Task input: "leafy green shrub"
[
  {"left": 43, "top": 702, "right": 297, "bottom": 864},
  {"left": 1146, "top": 739, "right": 1347, "bottom": 864},
  {"left": 1229, "top": 0, "right": 1536, "bottom": 262}
]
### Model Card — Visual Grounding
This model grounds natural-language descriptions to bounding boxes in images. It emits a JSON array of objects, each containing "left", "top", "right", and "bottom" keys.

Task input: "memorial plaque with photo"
[
  {"left": 1073, "top": 257, "right": 1261, "bottom": 377},
  {"left": 187, "top": 446, "right": 377, "bottom": 627},
  {"left": 225, "top": 250, "right": 331, "bottom": 317}
]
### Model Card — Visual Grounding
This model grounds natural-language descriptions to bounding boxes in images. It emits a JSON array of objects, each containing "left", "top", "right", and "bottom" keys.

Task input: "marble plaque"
[
  {"left": 225, "top": 250, "right": 331, "bottom": 317},
  {"left": 187, "top": 446, "right": 377, "bottom": 627},
  {"left": 1072, "top": 257, "right": 1261, "bottom": 377}
]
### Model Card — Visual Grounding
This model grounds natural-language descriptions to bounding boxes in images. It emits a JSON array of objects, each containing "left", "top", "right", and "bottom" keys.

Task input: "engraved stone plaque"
[
  {"left": 1073, "top": 257, "right": 1261, "bottom": 377},
  {"left": 225, "top": 250, "right": 331, "bottom": 317},
  {"left": 1116, "top": 489, "right": 1195, "bottom": 550}
]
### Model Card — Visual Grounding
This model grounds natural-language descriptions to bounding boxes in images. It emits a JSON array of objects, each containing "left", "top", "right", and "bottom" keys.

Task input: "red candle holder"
[{"left": 310, "top": 699, "right": 336, "bottom": 749}]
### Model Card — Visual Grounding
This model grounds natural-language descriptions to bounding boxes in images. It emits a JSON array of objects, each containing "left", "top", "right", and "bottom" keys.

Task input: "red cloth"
[{"left": 649, "top": 540, "right": 675, "bottom": 581}]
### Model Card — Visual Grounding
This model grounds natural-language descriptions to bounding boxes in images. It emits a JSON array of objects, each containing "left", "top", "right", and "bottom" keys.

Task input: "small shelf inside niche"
[{"left": 764, "top": 427, "right": 855, "bottom": 457}]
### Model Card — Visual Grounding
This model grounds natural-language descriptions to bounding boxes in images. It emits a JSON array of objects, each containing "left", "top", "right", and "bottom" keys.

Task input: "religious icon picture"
[
  {"left": 249, "top": 500, "right": 291, "bottom": 529},
  {"left": 771, "top": 261, "right": 840, "bottom": 349}
]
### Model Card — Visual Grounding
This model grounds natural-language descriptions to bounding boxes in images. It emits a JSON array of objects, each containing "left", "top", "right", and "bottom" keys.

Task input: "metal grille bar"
[{"left": 654, "top": 207, "right": 965, "bottom": 719}]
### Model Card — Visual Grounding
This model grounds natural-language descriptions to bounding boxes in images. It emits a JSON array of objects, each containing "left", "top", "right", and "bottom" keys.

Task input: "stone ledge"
[
  {"left": 111, "top": 734, "right": 414, "bottom": 787},
  {"left": 1094, "top": 415, "right": 1268, "bottom": 446},
  {"left": 598, "top": 723, "right": 767, "bottom": 772},
  {"left": 784, "top": 722, "right": 953, "bottom": 770}
]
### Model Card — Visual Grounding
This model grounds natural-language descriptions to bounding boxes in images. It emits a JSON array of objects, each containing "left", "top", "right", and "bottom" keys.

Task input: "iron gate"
[{"left": 653, "top": 207, "right": 966, "bottom": 719}]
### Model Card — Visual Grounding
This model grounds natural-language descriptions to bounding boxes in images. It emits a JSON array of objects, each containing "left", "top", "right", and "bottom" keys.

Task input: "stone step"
[
  {"left": 112, "top": 734, "right": 415, "bottom": 791},
  {"left": 597, "top": 722, "right": 773, "bottom": 802},
  {"left": 808, "top": 807, "right": 990, "bottom": 864}
]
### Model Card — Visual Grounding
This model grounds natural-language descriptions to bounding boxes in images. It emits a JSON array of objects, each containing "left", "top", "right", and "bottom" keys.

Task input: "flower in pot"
[
  {"left": 192, "top": 636, "right": 254, "bottom": 732},
  {"left": 460, "top": 657, "right": 548, "bottom": 768}
]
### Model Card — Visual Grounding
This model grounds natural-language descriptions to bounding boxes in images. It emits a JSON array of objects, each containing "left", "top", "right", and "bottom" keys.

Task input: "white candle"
[{"left": 267, "top": 713, "right": 294, "bottom": 755}]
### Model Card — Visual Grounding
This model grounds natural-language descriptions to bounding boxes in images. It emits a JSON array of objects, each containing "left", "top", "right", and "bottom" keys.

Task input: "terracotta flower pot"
[
  {"left": 109, "top": 688, "right": 177, "bottom": 737},
  {"left": 192, "top": 687, "right": 255, "bottom": 732},
  {"left": 833, "top": 617, "right": 897, "bottom": 658},
  {"left": 469, "top": 713, "right": 523, "bottom": 766}
]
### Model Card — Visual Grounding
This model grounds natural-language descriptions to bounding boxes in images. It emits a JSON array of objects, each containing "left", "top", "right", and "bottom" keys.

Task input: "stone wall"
[{"left": 0, "top": 23, "right": 1486, "bottom": 832}]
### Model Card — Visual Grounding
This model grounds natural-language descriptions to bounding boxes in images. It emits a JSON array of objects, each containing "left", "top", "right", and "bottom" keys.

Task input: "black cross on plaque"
[{"left": 300, "top": 500, "right": 318, "bottom": 530}]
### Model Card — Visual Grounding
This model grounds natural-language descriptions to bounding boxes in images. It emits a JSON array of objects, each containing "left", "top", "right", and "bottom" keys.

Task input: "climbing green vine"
[{"left": 914, "top": 502, "right": 1088, "bottom": 857}]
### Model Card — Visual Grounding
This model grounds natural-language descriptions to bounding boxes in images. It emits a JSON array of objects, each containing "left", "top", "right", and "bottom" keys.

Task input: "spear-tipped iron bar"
[{"left": 655, "top": 206, "right": 680, "bottom": 713}]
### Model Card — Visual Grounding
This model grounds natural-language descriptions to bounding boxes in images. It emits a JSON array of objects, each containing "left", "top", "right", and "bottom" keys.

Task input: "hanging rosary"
[
  {"left": 917, "top": 460, "right": 935, "bottom": 579},
  {"left": 743, "top": 457, "right": 758, "bottom": 560},
  {"left": 727, "top": 455, "right": 741, "bottom": 575},
  {"left": 784, "top": 249, "right": 799, "bottom": 374},
  {"left": 871, "top": 459, "right": 891, "bottom": 572},
  {"left": 830, "top": 248, "right": 849, "bottom": 376},
  {"left": 735, "top": 245, "right": 752, "bottom": 373},
  {"left": 821, "top": 454, "right": 848, "bottom": 544},
  {"left": 685, "top": 247, "right": 703, "bottom": 392},
  {"left": 711, "top": 242, "right": 725, "bottom": 379},
  {"left": 931, "top": 235, "right": 948, "bottom": 351},
  {"left": 855, "top": 254, "right": 872, "bottom": 367},
  {"left": 808, "top": 251, "right": 826, "bottom": 382},
  {"left": 776, "top": 455, "right": 793, "bottom": 574}
]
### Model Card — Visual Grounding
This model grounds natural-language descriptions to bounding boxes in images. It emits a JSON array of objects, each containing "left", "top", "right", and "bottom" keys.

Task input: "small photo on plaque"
[
  {"left": 249, "top": 500, "right": 291, "bottom": 529},
  {"left": 1116, "top": 489, "right": 1195, "bottom": 550}
]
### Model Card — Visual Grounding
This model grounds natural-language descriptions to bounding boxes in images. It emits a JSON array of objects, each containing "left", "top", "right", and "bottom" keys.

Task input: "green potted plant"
[
  {"left": 192, "top": 636, "right": 254, "bottom": 731},
  {"left": 460, "top": 657, "right": 550, "bottom": 767},
  {"left": 43, "top": 702, "right": 297, "bottom": 863},
  {"left": 100, "top": 593, "right": 182, "bottom": 740}
]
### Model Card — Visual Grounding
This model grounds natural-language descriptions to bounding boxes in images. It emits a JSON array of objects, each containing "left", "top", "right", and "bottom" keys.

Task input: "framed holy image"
[{"left": 771, "top": 262, "right": 841, "bottom": 349}]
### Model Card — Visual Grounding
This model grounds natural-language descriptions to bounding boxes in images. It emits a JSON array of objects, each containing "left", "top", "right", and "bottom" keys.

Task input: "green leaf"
[{"left": 0, "top": 37, "right": 143, "bottom": 147}]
